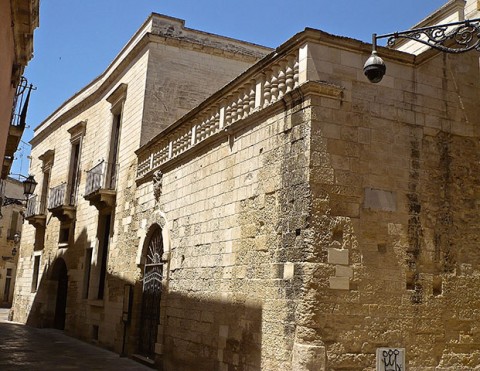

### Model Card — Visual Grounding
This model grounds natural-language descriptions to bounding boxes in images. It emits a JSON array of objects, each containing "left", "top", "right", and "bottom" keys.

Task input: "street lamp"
[
  {"left": 0, "top": 174, "right": 37, "bottom": 220},
  {"left": 22, "top": 175, "right": 37, "bottom": 198},
  {"left": 364, "top": 18, "right": 480, "bottom": 83},
  {"left": 1, "top": 174, "right": 37, "bottom": 206}
]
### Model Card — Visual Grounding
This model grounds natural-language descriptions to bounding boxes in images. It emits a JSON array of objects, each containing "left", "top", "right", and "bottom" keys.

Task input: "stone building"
[
  {"left": 0, "top": 178, "right": 23, "bottom": 306},
  {"left": 0, "top": 0, "right": 39, "bottom": 179},
  {"left": 11, "top": 10, "right": 269, "bottom": 356},
  {"left": 13, "top": 0, "right": 480, "bottom": 370}
]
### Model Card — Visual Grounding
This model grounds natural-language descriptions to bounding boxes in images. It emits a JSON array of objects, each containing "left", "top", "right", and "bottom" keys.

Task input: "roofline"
[
  {"left": 31, "top": 13, "right": 272, "bottom": 146},
  {"left": 137, "top": 28, "right": 416, "bottom": 156},
  {"left": 32, "top": 12, "right": 157, "bottom": 138}
]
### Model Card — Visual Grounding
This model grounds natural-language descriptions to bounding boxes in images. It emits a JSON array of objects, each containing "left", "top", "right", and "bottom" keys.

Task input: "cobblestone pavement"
[{"left": 0, "top": 309, "right": 151, "bottom": 370}]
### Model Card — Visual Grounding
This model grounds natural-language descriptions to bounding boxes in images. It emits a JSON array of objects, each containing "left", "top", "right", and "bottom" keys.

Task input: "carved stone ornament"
[{"left": 153, "top": 170, "right": 163, "bottom": 202}]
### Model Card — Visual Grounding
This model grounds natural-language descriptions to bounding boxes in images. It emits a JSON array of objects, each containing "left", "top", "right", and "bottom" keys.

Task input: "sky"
[{"left": 12, "top": 0, "right": 448, "bottom": 175}]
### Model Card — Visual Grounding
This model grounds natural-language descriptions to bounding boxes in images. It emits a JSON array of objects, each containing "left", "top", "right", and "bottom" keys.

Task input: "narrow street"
[{"left": 0, "top": 309, "right": 151, "bottom": 370}]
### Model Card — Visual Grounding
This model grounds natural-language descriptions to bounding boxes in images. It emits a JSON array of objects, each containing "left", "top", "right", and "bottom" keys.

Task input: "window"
[
  {"left": 105, "top": 83, "right": 126, "bottom": 190},
  {"left": 8, "top": 211, "right": 19, "bottom": 240},
  {"left": 58, "top": 220, "right": 74, "bottom": 247},
  {"left": 66, "top": 121, "right": 86, "bottom": 207},
  {"left": 67, "top": 141, "right": 81, "bottom": 205},
  {"left": 83, "top": 248, "right": 93, "bottom": 299},
  {"left": 97, "top": 214, "right": 112, "bottom": 299},
  {"left": 106, "top": 108, "right": 122, "bottom": 189},
  {"left": 31, "top": 255, "right": 41, "bottom": 292},
  {"left": 38, "top": 149, "right": 54, "bottom": 215},
  {"left": 3, "top": 268, "right": 13, "bottom": 303},
  {"left": 59, "top": 226, "right": 70, "bottom": 244}
]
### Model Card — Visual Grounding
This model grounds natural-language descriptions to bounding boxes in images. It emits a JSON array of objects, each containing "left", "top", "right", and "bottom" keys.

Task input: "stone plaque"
[
  {"left": 376, "top": 348, "right": 405, "bottom": 371},
  {"left": 364, "top": 188, "right": 397, "bottom": 212}
]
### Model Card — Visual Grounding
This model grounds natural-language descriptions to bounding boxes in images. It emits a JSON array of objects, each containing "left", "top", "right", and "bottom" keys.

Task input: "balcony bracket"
[
  {"left": 84, "top": 189, "right": 116, "bottom": 212},
  {"left": 48, "top": 205, "right": 76, "bottom": 222},
  {"left": 25, "top": 214, "right": 46, "bottom": 228}
]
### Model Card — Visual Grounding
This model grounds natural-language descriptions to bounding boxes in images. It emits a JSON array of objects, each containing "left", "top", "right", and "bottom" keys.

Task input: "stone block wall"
[
  {"left": 140, "top": 32, "right": 270, "bottom": 146},
  {"left": 12, "top": 13, "right": 269, "bottom": 356},
  {"left": 12, "top": 48, "right": 151, "bottom": 336},
  {"left": 296, "top": 42, "right": 480, "bottom": 370},
  {"left": 135, "top": 94, "right": 313, "bottom": 369}
]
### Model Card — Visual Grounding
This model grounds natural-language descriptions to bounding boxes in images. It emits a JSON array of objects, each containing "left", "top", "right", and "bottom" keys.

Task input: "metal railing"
[
  {"left": 48, "top": 183, "right": 67, "bottom": 209},
  {"left": 24, "top": 194, "right": 46, "bottom": 218},
  {"left": 85, "top": 161, "right": 118, "bottom": 196},
  {"left": 10, "top": 77, "right": 35, "bottom": 128}
]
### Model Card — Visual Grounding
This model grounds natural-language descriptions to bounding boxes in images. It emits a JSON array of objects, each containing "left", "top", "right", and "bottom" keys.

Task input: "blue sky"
[{"left": 13, "top": 0, "right": 447, "bottom": 175}]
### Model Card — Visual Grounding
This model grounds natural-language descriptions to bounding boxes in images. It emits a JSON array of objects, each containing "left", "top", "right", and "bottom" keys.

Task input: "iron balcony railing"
[
  {"left": 85, "top": 161, "right": 118, "bottom": 196},
  {"left": 11, "top": 77, "right": 35, "bottom": 128},
  {"left": 24, "top": 194, "right": 46, "bottom": 218},
  {"left": 48, "top": 183, "right": 70, "bottom": 209}
]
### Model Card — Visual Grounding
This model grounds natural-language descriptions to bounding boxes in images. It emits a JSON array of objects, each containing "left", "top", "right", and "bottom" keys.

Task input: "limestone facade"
[
  {"left": 132, "top": 7, "right": 480, "bottom": 371},
  {"left": 0, "top": 0, "right": 39, "bottom": 178},
  {"left": 13, "top": 2, "right": 480, "bottom": 371},
  {"left": 0, "top": 178, "right": 23, "bottom": 306},
  {"left": 11, "top": 12, "right": 269, "bottom": 348}
]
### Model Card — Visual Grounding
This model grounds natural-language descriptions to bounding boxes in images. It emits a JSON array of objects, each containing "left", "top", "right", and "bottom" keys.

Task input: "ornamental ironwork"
[
  {"left": 364, "top": 18, "right": 480, "bottom": 83},
  {"left": 379, "top": 18, "right": 480, "bottom": 54}
]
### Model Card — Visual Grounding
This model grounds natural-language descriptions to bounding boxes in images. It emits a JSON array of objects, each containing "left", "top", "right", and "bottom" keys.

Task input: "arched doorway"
[
  {"left": 139, "top": 226, "right": 164, "bottom": 358},
  {"left": 51, "top": 258, "right": 68, "bottom": 330}
]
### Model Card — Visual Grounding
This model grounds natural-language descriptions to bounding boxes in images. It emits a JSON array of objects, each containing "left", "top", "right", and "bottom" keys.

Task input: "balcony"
[
  {"left": 47, "top": 183, "right": 76, "bottom": 221},
  {"left": 84, "top": 161, "right": 117, "bottom": 211},
  {"left": 24, "top": 194, "right": 46, "bottom": 228},
  {"left": 2, "top": 78, "right": 34, "bottom": 179}
]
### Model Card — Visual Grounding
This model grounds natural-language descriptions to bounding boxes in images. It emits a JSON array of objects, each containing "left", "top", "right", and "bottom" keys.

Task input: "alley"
[{"left": 0, "top": 309, "right": 150, "bottom": 370}]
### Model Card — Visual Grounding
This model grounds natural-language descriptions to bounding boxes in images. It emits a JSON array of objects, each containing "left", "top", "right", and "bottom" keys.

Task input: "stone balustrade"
[{"left": 137, "top": 49, "right": 300, "bottom": 178}]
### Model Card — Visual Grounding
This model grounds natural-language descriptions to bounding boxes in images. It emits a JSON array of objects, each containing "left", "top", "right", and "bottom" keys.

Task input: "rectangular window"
[
  {"left": 68, "top": 141, "right": 81, "bottom": 205},
  {"left": 40, "top": 168, "right": 51, "bottom": 214},
  {"left": 59, "top": 226, "right": 70, "bottom": 245},
  {"left": 31, "top": 255, "right": 40, "bottom": 292},
  {"left": 97, "top": 214, "right": 111, "bottom": 300},
  {"left": 58, "top": 220, "right": 75, "bottom": 247},
  {"left": 83, "top": 248, "right": 93, "bottom": 299},
  {"left": 3, "top": 268, "right": 12, "bottom": 303},
  {"left": 107, "top": 110, "right": 122, "bottom": 189},
  {"left": 8, "top": 211, "right": 19, "bottom": 240}
]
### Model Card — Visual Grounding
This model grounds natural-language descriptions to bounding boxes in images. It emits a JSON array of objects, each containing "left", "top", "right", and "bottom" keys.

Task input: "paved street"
[{"left": 0, "top": 309, "right": 151, "bottom": 370}]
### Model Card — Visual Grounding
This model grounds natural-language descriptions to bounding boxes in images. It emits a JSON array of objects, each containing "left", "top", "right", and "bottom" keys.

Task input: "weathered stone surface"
[
  {"left": 12, "top": 3, "right": 480, "bottom": 371},
  {"left": 291, "top": 343, "right": 326, "bottom": 370}
]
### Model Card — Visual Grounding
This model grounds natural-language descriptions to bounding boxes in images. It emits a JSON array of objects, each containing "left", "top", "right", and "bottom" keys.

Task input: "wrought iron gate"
[{"left": 139, "top": 227, "right": 164, "bottom": 357}]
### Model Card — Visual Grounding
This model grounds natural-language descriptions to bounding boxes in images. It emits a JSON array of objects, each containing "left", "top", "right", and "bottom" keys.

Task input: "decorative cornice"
[
  {"left": 106, "top": 83, "right": 128, "bottom": 106},
  {"left": 67, "top": 120, "right": 87, "bottom": 143}
]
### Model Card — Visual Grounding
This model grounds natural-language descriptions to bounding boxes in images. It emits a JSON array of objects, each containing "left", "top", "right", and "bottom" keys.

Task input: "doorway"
[
  {"left": 139, "top": 226, "right": 164, "bottom": 357},
  {"left": 51, "top": 258, "right": 68, "bottom": 330}
]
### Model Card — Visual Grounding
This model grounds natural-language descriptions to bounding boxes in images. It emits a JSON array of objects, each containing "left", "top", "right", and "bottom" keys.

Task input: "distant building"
[
  {"left": 0, "top": 178, "right": 24, "bottom": 306},
  {"left": 13, "top": 1, "right": 480, "bottom": 370},
  {"left": 0, "top": 0, "right": 39, "bottom": 179}
]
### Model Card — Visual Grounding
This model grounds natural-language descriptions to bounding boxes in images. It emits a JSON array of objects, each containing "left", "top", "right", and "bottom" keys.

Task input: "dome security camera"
[{"left": 363, "top": 51, "right": 386, "bottom": 83}]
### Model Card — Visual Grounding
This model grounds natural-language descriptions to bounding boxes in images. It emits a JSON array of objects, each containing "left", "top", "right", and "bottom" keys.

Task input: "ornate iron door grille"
[{"left": 139, "top": 228, "right": 164, "bottom": 357}]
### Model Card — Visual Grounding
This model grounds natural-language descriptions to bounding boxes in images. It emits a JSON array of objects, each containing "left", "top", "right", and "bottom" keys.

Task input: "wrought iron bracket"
[
  {"left": 364, "top": 18, "right": 480, "bottom": 83},
  {"left": 2, "top": 197, "right": 24, "bottom": 206},
  {"left": 373, "top": 17, "right": 480, "bottom": 54}
]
